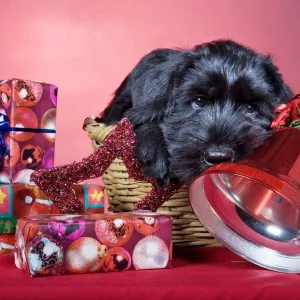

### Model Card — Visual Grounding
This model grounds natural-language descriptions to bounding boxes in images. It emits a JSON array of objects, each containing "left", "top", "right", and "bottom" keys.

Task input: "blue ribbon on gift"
[{"left": 0, "top": 112, "right": 56, "bottom": 161}]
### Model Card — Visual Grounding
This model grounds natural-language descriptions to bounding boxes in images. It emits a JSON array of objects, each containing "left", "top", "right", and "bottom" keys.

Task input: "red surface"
[{"left": 1, "top": 247, "right": 300, "bottom": 300}]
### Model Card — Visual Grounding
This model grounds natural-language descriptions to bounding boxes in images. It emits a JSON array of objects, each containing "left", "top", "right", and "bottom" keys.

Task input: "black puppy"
[{"left": 98, "top": 40, "right": 293, "bottom": 186}]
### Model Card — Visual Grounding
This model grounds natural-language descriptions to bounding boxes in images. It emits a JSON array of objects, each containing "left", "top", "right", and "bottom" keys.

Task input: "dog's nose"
[{"left": 204, "top": 148, "right": 234, "bottom": 165}]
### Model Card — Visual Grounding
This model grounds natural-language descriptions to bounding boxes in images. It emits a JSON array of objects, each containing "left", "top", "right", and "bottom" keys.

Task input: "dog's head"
[{"left": 161, "top": 40, "right": 293, "bottom": 183}]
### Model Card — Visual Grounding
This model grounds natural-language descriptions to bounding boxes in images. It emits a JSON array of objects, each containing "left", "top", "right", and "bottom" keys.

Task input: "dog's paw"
[{"left": 135, "top": 125, "right": 170, "bottom": 187}]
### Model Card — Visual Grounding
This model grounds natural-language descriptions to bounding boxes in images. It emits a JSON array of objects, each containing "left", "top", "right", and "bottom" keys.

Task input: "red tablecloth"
[{"left": 1, "top": 246, "right": 300, "bottom": 300}]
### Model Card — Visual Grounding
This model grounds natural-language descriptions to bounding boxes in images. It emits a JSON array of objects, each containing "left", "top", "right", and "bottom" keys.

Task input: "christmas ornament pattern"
[
  {"left": 94, "top": 218, "right": 134, "bottom": 247},
  {"left": 0, "top": 78, "right": 57, "bottom": 184},
  {"left": 27, "top": 235, "right": 64, "bottom": 276},
  {"left": 15, "top": 212, "right": 172, "bottom": 277},
  {"left": 65, "top": 237, "right": 107, "bottom": 274}
]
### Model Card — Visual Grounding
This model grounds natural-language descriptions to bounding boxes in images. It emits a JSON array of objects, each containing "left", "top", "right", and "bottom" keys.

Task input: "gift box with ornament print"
[
  {"left": 15, "top": 211, "right": 172, "bottom": 276},
  {"left": 0, "top": 183, "right": 105, "bottom": 254},
  {"left": 0, "top": 79, "right": 57, "bottom": 183}
]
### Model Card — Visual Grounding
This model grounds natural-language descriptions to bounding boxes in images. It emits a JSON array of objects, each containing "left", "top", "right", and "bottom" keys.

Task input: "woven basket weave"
[{"left": 83, "top": 116, "right": 220, "bottom": 247}]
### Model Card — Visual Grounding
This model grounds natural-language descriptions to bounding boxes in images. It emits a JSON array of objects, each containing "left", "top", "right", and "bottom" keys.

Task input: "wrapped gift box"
[
  {"left": 0, "top": 78, "right": 57, "bottom": 183},
  {"left": 0, "top": 183, "right": 105, "bottom": 254},
  {"left": 15, "top": 211, "right": 172, "bottom": 276}
]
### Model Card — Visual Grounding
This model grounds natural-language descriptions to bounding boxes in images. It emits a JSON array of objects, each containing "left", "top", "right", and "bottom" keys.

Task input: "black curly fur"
[{"left": 98, "top": 40, "right": 293, "bottom": 186}]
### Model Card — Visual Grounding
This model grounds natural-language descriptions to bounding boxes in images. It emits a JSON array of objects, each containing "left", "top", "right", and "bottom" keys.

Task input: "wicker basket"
[{"left": 83, "top": 116, "right": 220, "bottom": 247}]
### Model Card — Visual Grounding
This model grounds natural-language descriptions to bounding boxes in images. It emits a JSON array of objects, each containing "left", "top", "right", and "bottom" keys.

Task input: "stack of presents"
[{"left": 0, "top": 79, "right": 172, "bottom": 276}]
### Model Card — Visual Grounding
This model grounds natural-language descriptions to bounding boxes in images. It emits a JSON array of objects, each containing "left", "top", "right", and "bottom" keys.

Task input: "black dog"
[{"left": 98, "top": 40, "right": 293, "bottom": 186}]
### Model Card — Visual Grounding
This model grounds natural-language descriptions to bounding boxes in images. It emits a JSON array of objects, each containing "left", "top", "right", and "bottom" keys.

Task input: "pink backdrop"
[{"left": 1, "top": 0, "right": 300, "bottom": 183}]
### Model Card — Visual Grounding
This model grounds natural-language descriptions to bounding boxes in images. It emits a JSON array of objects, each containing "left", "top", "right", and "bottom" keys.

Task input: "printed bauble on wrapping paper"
[
  {"left": 0, "top": 79, "right": 57, "bottom": 183},
  {"left": 15, "top": 211, "right": 172, "bottom": 277}
]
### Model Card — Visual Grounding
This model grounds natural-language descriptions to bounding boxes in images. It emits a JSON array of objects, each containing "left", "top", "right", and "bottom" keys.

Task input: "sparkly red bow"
[
  {"left": 271, "top": 94, "right": 300, "bottom": 129},
  {"left": 30, "top": 118, "right": 183, "bottom": 214}
]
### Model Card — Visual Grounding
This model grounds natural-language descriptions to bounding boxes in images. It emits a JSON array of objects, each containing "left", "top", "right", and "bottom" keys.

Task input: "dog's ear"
[
  {"left": 263, "top": 55, "right": 294, "bottom": 103},
  {"left": 124, "top": 50, "right": 193, "bottom": 126}
]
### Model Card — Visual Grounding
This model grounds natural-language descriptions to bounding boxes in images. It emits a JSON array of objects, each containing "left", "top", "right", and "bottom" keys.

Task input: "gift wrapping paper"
[
  {"left": 0, "top": 78, "right": 57, "bottom": 183},
  {"left": 15, "top": 211, "right": 172, "bottom": 276},
  {"left": 0, "top": 184, "right": 105, "bottom": 254}
]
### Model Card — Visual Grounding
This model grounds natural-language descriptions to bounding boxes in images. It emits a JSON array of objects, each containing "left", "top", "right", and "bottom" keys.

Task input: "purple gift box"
[
  {"left": 15, "top": 211, "right": 172, "bottom": 277},
  {"left": 0, "top": 79, "right": 57, "bottom": 183}
]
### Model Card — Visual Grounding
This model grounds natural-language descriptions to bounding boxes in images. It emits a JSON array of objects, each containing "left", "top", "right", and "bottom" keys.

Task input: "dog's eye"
[
  {"left": 193, "top": 97, "right": 206, "bottom": 108},
  {"left": 246, "top": 104, "right": 256, "bottom": 114}
]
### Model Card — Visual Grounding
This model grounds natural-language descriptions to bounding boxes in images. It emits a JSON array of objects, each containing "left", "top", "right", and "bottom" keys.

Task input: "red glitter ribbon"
[
  {"left": 30, "top": 118, "right": 183, "bottom": 214},
  {"left": 271, "top": 94, "right": 300, "bottom": 129}
]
